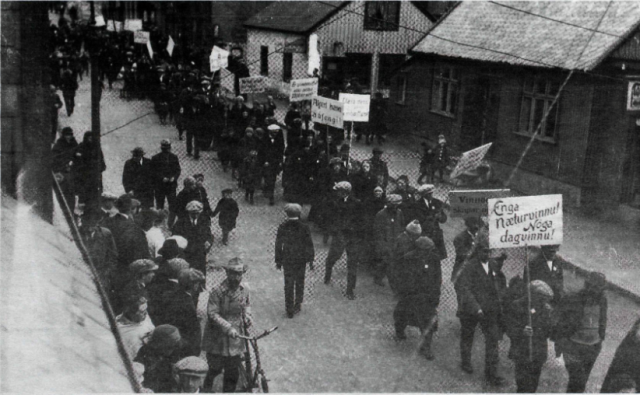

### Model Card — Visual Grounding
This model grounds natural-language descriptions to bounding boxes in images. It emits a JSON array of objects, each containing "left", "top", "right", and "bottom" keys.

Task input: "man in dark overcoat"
[
  {"left": 457, "top": 232, "right": 507, "bottom": 386},
  {"left": 52, "top": 127, "right": 78, "bottom": 211},
  {"left": 275, "top": 204, "right": 315, "bottom": 318},
  {"left": 389, "top": 220, "right": 422, "bottom": 293},
  {"left": 373, "top": 194, "right": 405, "bottom": 287},
  {"left": 260, "top": 124, "right": 285, "bottom": 205},
  {"left": 211, "top": 189, "right": 239, "bottom": 245},
  {"left": 151, "top": 139, "right": 181, "bottom": 211},
  {"left": 122, "top": 147, "right": 154, "bottom": 208},
  {"left": 411, "top": 184, "right": 448, "bottom": 260},
  {"left": 523, "top": 244, "right": 565, "bottom": 306},
  {"left": 172, "top": 201, "right": 213, "bottom": 273}
]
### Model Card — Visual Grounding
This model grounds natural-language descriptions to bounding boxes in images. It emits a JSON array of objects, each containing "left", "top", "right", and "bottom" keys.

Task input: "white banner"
[
  {"left": 114, "top": 21, "right": 123, "bottom": 32},
  {"left": 289, "top": 78, "right": 318, "bottom": 102},
  {"left": 311, "top": 96, "right": 343, "bottom": 129},
  {"left": 106, "top": 20, "right": 115, "bottom": 32},
  {"left": 210, "top": 46, "right": 229, "bottom": 72},
  {"left": 94, "top": 15, "right": 105, "bottom": 27},
  {"left": 239, "top": 76, "right": 267, "bottom": 94},
  {"left": 134, "top": 30, "right": 150, "bottom": 44},
  {"left": 488, "top": 194, "right": 563, "bottom": 249},
  {"left": 450, "top": 143, "right": 493, "bottom": 179},
  {"left": 167, "top": 36, "right": 175, "bottom": 57},
  {"left": 124, "top": 19, "right": 143, "bottom": 32},
  {"left": 339, "top": 93, "right": 370, "bottom": 122},
  {"left": 449, "top": 189, "right": 511, "bottom": 217}
]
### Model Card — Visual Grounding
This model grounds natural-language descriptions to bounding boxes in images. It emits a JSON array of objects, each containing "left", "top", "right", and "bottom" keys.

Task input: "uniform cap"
[
  {"left": 160, "top": 139, "right": 171, "bottom": 147},
  {"left": 186, "top": 200, "right": 204, "bottom": 212},
  {"left": 166, "top": 258, "right": 190, "bottom": 278},
  {"left": 386, "top": 194, "right": 402, "bottom": 204},
  {"left": 224, "top": 257, "right": 247, "bottom": 273},
  {"left": 173, "top": 356, "right": 209, "bottom": 377},
  {"left": 284, "top": 203, "right": 302, "bottom": 217},
  {"left": 333, "top": 181, "right": 352, "bottom": 192},
  {"left": 417, "top": 184, "right": 435, "bottom": 195},
  {"left": 405, "top": 220, "right": 422, "bottom": 236},
  {"left": 129, "top": 259, "right": 159, "bottom": 275},
  {"left": 178, "top": 268, "right": 205, "bottom": 288},
  {"left": 415, "top": 236, "right": 435, "bottom": 250},
  {"left": 530, "top": 280, "right": 554, "bottom": 298}
]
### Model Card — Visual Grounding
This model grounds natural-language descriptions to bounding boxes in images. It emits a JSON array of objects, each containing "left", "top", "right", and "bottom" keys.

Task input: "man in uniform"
[
  {"left": 173, "top": 356, "right": 209, "bottom": 393},
  {"left": 151, "top": 139, "right": 181, "bottom": 211},
  {"left": 324, "top": 181, "right": 362, "bottom": 300},
  {"left": 203, "top": 258, "right": 252, "bottom": 393},
  {"left": 275, "top": 204, "right": 315, "bottom": 318},
  {"left": 523, "top": 244, "right": 565, "bottom": 306},
  {"left": 457, "top": 232, "right": 507, "bottom": 386}
]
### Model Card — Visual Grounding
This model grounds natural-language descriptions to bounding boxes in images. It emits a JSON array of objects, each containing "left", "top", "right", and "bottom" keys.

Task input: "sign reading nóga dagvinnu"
[
  {"left": 449, "top": 189, "right": 511, "bottom": 217},
  {"left": 488, "top": 194, "right": 563, "bottom": 249}
]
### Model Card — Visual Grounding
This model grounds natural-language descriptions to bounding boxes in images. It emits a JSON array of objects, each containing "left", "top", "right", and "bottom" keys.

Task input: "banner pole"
[
  {"left": 347, "top": 122, "right": 353, "bottom": 175},
  {"left": 525, "top": 244, "right": 533, "bottom": 362},
  {"left": 326, "top": 125, "right": 330, "bottom": 162}
]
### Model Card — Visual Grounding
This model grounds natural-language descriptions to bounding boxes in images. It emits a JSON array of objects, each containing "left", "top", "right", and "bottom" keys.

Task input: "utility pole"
[{"left": 87, "top": 2, "right": 102, "bottom": 213}]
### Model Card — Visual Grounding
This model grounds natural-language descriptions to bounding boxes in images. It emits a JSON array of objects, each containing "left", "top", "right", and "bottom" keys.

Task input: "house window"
[
  {"left": 431, "top": 67, "right": 459, "bottom": 117},
  {"left": 396, "top": 74, "right": 407, "bottom": 105},
  {"left": 260, "top": 46, "right": 269, "bottom": 76},
  {"left": 364, "top": 2, "right": 400, "bottom": 31},
  {"left": 518, "top": 76, "right": 560, "bottom": 142},
  {"left": 283, "top": 52, "right": 293, "bottom": 82}
]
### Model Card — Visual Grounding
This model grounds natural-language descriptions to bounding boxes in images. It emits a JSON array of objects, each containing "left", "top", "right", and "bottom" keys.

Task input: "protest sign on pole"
[
  {"left": 114, "top": 21, "right": 123, "bottom": 32},
  {"left": 289, "top": 78, "right": 318, "bottom": 102},
  {"left": 134, "top": 31, "right": 150, "bottom": 44},
  {"left": 339, "top": 93, "right": 370, "bottom": 122},
  {"left": 311, "top": 96, "right": 343, "bottom": 129},
  {"left": 488, "top": 194, "right": 563, "bottom": 249},
  {"left": 146, "top": 40, "right": 153, "bottom": 59},
  {"left": 449, "top": 189, "right": 511, "bottom": 217},
  {"left": 167, "top": 36, "right": 175, "bottom": 57},
  {"left": 239, "top": 76, "right": 267, "bottom": 94},
  {"left": 124, "top": 19, "right": 143, "bottom": 32},
  {"left": 450, "top": 143, "right": 493, "bottom": 180},
  {"left": 94, "top": 15, "right": 106, "bottom": 27},
  {"left": 106, "top": 20, "right": 115, "bottom": 32},
  {"left": 210, "top": 46, "right": 229, "bottom": 72}
]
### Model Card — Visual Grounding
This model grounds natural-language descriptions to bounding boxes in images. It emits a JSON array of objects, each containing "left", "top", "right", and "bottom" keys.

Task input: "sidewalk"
[{"left": 347, "top": 133, "right": 640, "bottom": 302}]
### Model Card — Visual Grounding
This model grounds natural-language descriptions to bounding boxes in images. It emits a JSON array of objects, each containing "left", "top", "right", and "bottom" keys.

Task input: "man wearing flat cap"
[
  {"left": 203, "top": 258, "right": 252, "bottom": 393},
  {"left": 505, "top": 280, "right": 555, "bottom": 393},
  {"left": 373, "top": 194, "right": 405, "bottom": 287},
  {"left": 389, "top": 220, "right": 422, "bottom": 293},
  {"left": 324, "top": 181, "right": 362, "bottom": 300},
  {"left": 173, "top": 356, "right": 209, "bottom": 393},
  {"left": 275, "top": 204, "right": 315, "bottom": 318},
  {"left": 172, "top": 200, "right": 213, "bottom": 273},
  {"left": 118, "top": 259, "right": 159, "bottom": 314},
  {"left": 151, "top": 139, "right": 181, "bottom": 211},
  {"left": 123, "top": 147, "right": 154, "bottom": 208},
  {"left": 411, "top": 184, "right": 448, "bottom": 261},
  {"left": 261, "top": 124, "right": 285, "bottom": 205}
]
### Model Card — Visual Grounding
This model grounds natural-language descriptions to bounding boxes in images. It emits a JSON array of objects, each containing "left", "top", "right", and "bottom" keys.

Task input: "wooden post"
[{"left": 525, "top": 244, "right": 533, "bottom": 362}]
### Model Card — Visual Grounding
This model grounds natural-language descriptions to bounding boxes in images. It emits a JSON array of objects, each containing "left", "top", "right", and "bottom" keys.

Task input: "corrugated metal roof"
[
  {"left": 411, "top": 1, "right": 640, "bottom": 71},
  {"left": 0, "top": 196, "right": 132, "bottom": 392},
  {"left": 244, "top": 1, "right": 346, "bottom": 33}
]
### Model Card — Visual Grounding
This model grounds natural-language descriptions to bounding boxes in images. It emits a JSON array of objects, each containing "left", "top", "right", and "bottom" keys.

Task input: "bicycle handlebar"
[{"left": 238, "top": 326, "right": 278, "bottom": 341}]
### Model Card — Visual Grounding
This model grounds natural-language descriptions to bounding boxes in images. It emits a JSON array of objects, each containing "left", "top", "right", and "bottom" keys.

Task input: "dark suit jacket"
[
  {"left": 452, "top": 230, "right": 474, "bottom": 281},
  {"left": 212, "top": 198, "right": 239, "bottom": 230},
  {"left": 411, "top": 197, "right": 448, "bottom": 259},
  {"left": 326, "top": 195, "right": 362, "bottom": 236},
  {"left": 275, "top": 219, "right": 315, "bottom": 267},
  {"left": 122, "top": 157, "right": 153, "bottom": 194},
  {"left": 551, "top": 292, "right": 607, "bottom": 343},
  {"left": 162, "top": 289, "right": 202, "bottom": 356},
  {"left": 458, "top": 256, "right": 507, "bottom": 319},
  {"left": 523, "top": 252, "right": 565, "bottom": 304},
  {"left": 172, "top": 215, "right": 213, "bottom": 267},
  {"left": 150, "top": 151, "right": 181, "bottom": 187},
  {"left": 104, "top": 214, "right": 151, "bottom": 268}
]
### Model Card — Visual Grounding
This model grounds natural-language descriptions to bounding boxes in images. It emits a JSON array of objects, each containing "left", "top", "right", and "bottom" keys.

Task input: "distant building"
[
  {"left": 244, "top": 1, "right": 436, "bottom": 95},
  {"left": 388, "top": 1, "right": 640, "bottom": 209}
]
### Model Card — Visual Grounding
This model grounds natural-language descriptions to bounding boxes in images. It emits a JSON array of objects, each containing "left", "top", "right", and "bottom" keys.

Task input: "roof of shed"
[
  {"left": 244, "top": 1, "right": 346, "bottom": 33},
  {"left": 411, "top": 1, "right": 640, "bottom": 71}
]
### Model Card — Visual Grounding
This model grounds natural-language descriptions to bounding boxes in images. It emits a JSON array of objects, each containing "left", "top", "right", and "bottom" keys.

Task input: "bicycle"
[{"left": 236, "top": 326, "right": 278, "bottom": 393}]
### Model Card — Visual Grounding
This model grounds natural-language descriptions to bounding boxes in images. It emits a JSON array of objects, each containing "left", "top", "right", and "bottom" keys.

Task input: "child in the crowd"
[
  {"left": 240, "top": 150, "right": 261, "bottom": 204},
  {"left": 211, "top": 188, "right": 240, "bottom": 245}
]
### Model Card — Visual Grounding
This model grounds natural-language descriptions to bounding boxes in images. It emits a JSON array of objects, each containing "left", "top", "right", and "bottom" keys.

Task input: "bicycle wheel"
[{"left": 260, "top": 375, "right": 269, "bottom": 393}]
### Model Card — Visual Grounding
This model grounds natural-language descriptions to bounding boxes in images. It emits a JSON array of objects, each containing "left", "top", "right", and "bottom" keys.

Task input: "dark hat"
[
  {"left": 129, "top": 259, "right": 159, "bottom": 275},
  {"left": 339, "top": 144, "right": 350, "bottom": 153},
  {"left": 586, "top": 271, "right": 606, "bottom": 290},
  {"left": 464, "top": 216, "right": 483, "bottom": 228},
  {"left": 158, "top": 239, "right": 182, "bottom": 258},
  {"left": 160, "top": 139, "right": 171, "bottom": 147},
  {"left": 222, "top": 188, "right": 233, "bottom": 194},
  {"left": 178, "top": 268, "right": 205, "bottom": 288},
  {"left": 116, "top": 193, "right": 133, "bottom": 212},
  {"left": 62, "top": 127, "right": 74, "bottom": 136},
  {"left": 149, "top": 324, "right": 181, "bottom": 349},
  {"left": 224, "top": 257, "right": 247, "bottom": 273},
  {"left": 132, "top": 147, "right": 145, "bottom": 155},
  {"left": 372, "top": 147, "right": 383, "bottom": 154}
]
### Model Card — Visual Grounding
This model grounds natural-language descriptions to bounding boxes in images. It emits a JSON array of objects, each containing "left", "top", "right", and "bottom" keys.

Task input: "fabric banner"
[
  {"left": 210, "top": 46, "right": 229, "bottom": 72},
  {"left": 311, "top": 96, "right": 343, "bottom": 129},
  {"left": 239, "top": 76, "right": 267, "bottom": 94},
  {"left": 488, "top": 194, "right": 563, "bottom": 249},
  {"left": 450, "top": 143, "right": 493, "bottom": 179},
  {"left": 289, "top": 78, "right": 318, "bottom": 102},
  {"left": 167, "top": 36, "right": 175, "bottom": 57},
  {"left": 449, "top": 189, "right": 511, "bottom": 217},
  {"left": 134, "top": 31, "right": 150, "bottom": 44},
  {"left": 124, "top": 19, "right": 143, "bottom": 32},
  {"left": 339, "top": 93, "right": 370, "bottom": 122},
  {"left": 94, "top": 15, "right": 105, "bottom": 27}
]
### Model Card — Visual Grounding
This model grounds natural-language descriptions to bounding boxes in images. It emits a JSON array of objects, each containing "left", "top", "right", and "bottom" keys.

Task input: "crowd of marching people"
[{"left": 47, "top": 11, "right": 640, "bottom": 394}]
